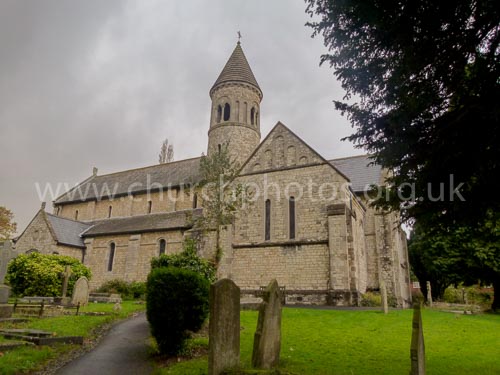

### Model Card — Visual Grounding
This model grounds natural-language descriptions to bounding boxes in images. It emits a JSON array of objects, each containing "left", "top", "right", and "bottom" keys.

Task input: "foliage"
[
  {"left": 306, "top": 0, "right": 500, "bottom": 228},
  {"left": 6, "top": 252, "right": 91, "bottom": 297},
  {"left": 306, "top": 0, "right": 500, "bottom": 311},
  {"left": 360, "top": 291, "right": 381, "bottom": 307},
  {"left": 197, "top": 143, "right": 251, "bottom": 265},
  {"left": 146, "top": 267, "right": 209, "bottom": 355},
  {"left": 95, "top": 279, "right": 146, "bottom": 300},
  {"left": 158, "top": 308, "right": 500, "bottom": 375},
  {"left": 0, "top": 206, "right": 17, "bottom": 240},
  {"left": 409, "top": 212, "right": 500, "bottom": 310},
  {"left": 158, "top": 137, "right": 174, "bottom": 164},
  {"left": 150, "top": 238, "right": 216, "bottom": 283},
  {"left": 444, "top": 284, "right": 494, "bottom": 309}
]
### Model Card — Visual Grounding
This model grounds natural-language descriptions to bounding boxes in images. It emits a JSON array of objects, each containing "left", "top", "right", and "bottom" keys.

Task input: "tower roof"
[{"left": 211, "top": 42, "right": 261, "bottom": 95}]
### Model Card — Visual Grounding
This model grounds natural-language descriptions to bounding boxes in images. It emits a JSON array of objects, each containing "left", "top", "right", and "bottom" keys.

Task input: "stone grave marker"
[
  {"left": 208, "top": 278, "right": 240, "bottom": 375},
  {"left": 0, "top": 241, "right": 17, "bottom": 318},
  {"left": 57, "top": 265, "right": 72, "bottom": 305},
  {"left": 426, "top": 281, "right": 433, "bottom": 307},
  {"left": 71, "top": 276, "right": 89, "bottom": 306},
  {"left": 380, "top": 280, "right": 389, "bottom": 314},
  {"left": 410, "top": 302, "right": 426, "bottom": 375},
  {"left": 252, "top": 279, "right": 282, "bottom": 369}
]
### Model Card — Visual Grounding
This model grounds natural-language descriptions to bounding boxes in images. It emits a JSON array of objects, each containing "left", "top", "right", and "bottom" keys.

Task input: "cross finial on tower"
[{"left": 237, "top": 31, "right": 242, "bottom": 44}]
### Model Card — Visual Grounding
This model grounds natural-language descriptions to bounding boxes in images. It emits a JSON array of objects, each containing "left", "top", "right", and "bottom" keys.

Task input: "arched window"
[
  {"left": 223, "top": 103, "right": 230, "bottom": 121},
  {"left": 193, "top": 193, "right": 198, "bottom": 209},
  {"left": 108, "top": 242, "right": 115, "bottom": 272},
  {"left": 74, "top": 210, "right": 79, "bottom": 220},
  {"left": 250, "top": 107, "right": 255, "bottom": 125},
  {"left": 265, "top": 199, "right": 271, "bottom": 241},
  {"left": 158, "top": 239, "right": 166, "bottom": 256},
  {"left": 289, "top": 197, "right": 296, "bottom": 240},
  {"left": 148, "top": 201, "right": 152, "bottom": 214},
  {"left": 216, "top": 105, "right": 222, "bottom": 123},
  {"left": 108, "top": 206, "right": 112, "bottom": 218},
  {"left": 218, "top": 144, "right": 222, "bottom": 154}
]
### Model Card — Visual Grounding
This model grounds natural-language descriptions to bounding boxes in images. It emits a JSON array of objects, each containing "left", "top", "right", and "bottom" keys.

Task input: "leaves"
[
  {"left": 306, "top": 0, "right": 500, "bottom": 228},
  {"left": 6, "top": 252, "right": 91, "bottom": 297},
  {"left": 0, "top": 206, "right": 17, "bottom": 240}
]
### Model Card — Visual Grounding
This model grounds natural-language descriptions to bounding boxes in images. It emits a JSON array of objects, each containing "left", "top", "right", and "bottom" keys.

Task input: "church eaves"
[{"left": 211, "top": 42, "right": 261, "bottom": 96}]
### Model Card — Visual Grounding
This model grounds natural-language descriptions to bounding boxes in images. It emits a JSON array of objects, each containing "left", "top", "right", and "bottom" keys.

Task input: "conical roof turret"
[{"left": 210, "top": 42, "right": 261, "bottom": 97}]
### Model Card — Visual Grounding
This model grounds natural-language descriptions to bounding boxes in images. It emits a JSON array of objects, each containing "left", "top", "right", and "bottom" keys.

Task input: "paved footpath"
[{"left": 56, "top": 312, "right": 153, "bottom": 375}]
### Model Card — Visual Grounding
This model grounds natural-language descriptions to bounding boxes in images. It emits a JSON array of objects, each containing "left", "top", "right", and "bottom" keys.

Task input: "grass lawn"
[
  {"left": 157, "top": 307, "right": 500, "bottom": 375},
  {"left": 0, "top": 301, "right": 145, "bottom": 375}
]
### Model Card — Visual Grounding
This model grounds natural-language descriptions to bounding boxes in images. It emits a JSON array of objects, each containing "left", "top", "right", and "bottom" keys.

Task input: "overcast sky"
[{"left": 0, "top": 0, "right": 361, "bottom": 233}]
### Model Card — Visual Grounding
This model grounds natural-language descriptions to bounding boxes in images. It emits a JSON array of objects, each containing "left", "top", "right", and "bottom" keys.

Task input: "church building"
[{"left": 14, "top": 42, "right": 411, "bottom": 307}]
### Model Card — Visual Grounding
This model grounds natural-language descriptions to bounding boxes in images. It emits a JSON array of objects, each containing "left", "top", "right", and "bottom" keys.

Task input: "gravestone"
[
  {"left": 410, "top": 302, "right": 426, "bottom": 375},
  {"left": 426, "top": 281, "right": 433, "bottom": 307},
  {"left": 208, "top": 279, "right": 240, "bottom": 375},
  {"left": 57, "top": 265, "right": 72, "bottom": 306},
  {"left": 0, "top": 241, "right": 17, "bottom": 318},
  {"left": 71, "top": 277, "right": 89, "bottom": 306},
  {"left": 380, "top": 280, "right": 389, "bottom": 314},
  {"left": 252, "top": 279, "right": 282, "bottom": 369}
]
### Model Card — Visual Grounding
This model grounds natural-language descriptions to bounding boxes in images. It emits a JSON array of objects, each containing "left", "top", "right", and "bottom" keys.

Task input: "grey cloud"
[{"left": 0, "top": 0, "right": 359, "bottom": 232}]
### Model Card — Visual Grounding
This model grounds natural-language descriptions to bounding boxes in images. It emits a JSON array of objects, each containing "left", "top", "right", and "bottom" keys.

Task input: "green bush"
[
  {"left": 151, "top": 238, "right": 216, "bottom": 282},
  {"left": 95, "top": 279, "right": 146, "bottom": 300},
  {"left": 6, "top": 252, "right": 91, "bottom": 297},
  {"left": 361, "top": 291, "right": 382, "bottom": 307},
  {"left": 146, "top": 267, "right": 209, "bottom": 355}
]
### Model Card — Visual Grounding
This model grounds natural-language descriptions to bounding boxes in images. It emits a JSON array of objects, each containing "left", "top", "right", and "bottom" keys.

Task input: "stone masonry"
[{"left": 13, "top": 41, "right": 411, "bottom": 306}]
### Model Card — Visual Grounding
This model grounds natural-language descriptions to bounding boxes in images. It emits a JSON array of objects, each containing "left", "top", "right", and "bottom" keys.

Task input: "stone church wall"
[
  {"left": 14, "top": 211, "right": 82, "bottom": 259},
  {"left": 83, "top": 230, "right": 184, "bottom": 289}
]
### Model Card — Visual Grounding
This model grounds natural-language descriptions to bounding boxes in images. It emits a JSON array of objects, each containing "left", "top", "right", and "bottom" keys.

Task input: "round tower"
[{"left": 207, "top": 41, "right": 262, "bottom": 166}]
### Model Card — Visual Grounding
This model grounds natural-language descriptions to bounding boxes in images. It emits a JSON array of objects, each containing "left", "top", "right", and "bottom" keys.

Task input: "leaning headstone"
[
  {"left": 0, "top": 241, "right": 17, "bottom": 318},
  {"left": 252, "top": 279, "right": 282, "bottom": 369},
  {"left": 208, "top": 279, "right": 240, "bottom": 375},
  {"left": 0, "top": 241, "right": 17, "bottom": 284},
  {"left": 71, "top": 277, "right": 89, "bottom": 306},
  {"left": 380, "top": 280, "right": 389, "bottom": 314},
  {"left": 410, "top": 302, "right": 425, "bottom": 375},
  {"left": 426, "top": 281, "right": 433, "bottom": 307}
]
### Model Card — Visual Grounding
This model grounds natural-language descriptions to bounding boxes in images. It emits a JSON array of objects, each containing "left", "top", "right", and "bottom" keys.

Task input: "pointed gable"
[{"left": 240, "top": 122, "right": 349, "bottom": 182}]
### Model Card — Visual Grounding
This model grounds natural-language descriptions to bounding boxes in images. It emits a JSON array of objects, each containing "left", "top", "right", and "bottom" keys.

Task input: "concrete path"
[{"left": 56, "top": 312, "right": 152, "bottom": 375}]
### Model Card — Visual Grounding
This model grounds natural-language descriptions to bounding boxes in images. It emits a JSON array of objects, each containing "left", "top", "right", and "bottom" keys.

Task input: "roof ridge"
[
  {"left": 46, "top": 212, "right": 92, "bottom": 225},
  {"left": 93, "top": 156, "right": 202, "bottom": 179},
  {"left": 329, "top": 154, "right": 373, "bottom": 162},
  {"left": 89, "top": 208, "right": 202, "bottom": 224}
]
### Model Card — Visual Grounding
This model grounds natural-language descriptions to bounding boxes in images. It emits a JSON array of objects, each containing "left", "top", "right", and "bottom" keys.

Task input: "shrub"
[
  {"left": 360, "top": 291, "right": 382, "bottom": 307},
  {"left": 7, "top": 252, "right": 91, "bottom": 297},
  {"left": 151, "top": 238, "right": 216, "bottom": 282},
  {"left": 146, "top": 267, "right": 209, "bottom": 355},
  {"left": 95, "top": 279, "right": 147, "bottom": 300}
]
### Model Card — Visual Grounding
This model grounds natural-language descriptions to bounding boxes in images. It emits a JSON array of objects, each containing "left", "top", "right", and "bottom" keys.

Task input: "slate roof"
[
  {"left": 45, "top": 213, "right": 92, "bottom": 248},
  {"left": 55, "top": 157, "right": 202, "bottom": 204},
  {"left": 211, "top": 42, "right": 261, "bottom": 94},
  {"left": 330, "top": 155, "right": 383, "bottom": 193},
  {"left": 82, "top": 209, "right": 202, "bottom": 237}
]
